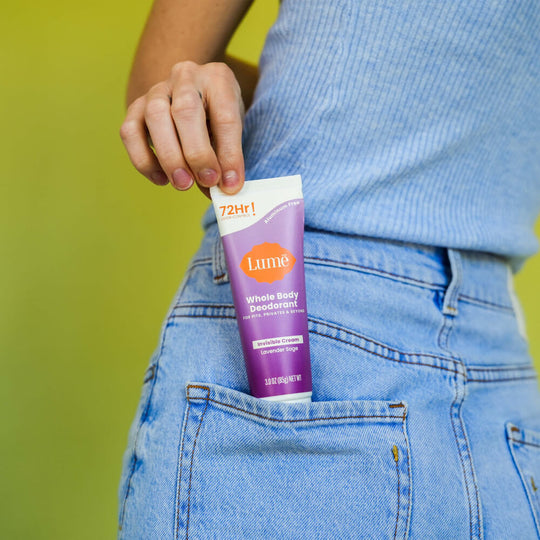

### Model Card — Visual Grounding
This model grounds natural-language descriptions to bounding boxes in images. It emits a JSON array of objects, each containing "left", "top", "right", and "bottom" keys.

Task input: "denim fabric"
[{"left": 117, "top": 224, "right": 540, "bottom": 539}]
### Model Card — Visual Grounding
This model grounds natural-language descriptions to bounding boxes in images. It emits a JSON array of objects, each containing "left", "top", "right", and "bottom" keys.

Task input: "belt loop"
[
  {"left": 507, "top": 265, "right": 528, "bottom": 341},
  {"left": 443, "top": 248, "right": 463, "bottom": 316},
  {"left": 212, "top": 232, "right": 229, "bottom": 284}
]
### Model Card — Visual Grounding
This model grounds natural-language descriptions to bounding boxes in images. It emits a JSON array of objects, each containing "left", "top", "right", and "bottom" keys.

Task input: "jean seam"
[
  {"left": 506, "top": 429, "right": 540, "bottom": 536},
  {"left": 186, "top": 394, "right": 407, "bottom": 424},
  {"left": 440, "top": 310, "right": 483, "bottom": 539},
  {"left": 508, "top": 438, "right": 540, "bottom": 449},
  {"left": 188, "top": 258, "right": 212, "bottom": 270},
  {"left": 310, "top": 327, "right": 461, "bottom": 376},
  {"left": 467, "top": 376, "right": 538, "bottom": 384},
  {"left": 402, "top": 414, "right": 412, "bottom": 539},
  {"left": 458, "top": 294, "right": 513, "bottom": 312},
  {"left": 171, "top": 304, "right": 462, "bottom": 371},
  {"left": 172, "top": 313, "right": 237, "bottom": 321},
  {"left": 305, "top": 256, "right": 446, "bottom": 290},
  {"left": 118, "top": 360, "right": 161, "bottom": 534},
  {"left": 450, "top": 370, "right": 474, "bottom": 539},
  {"left": 468, "top": 365, "right": 534, "bottom": 372},
  {"left": 174, "top": 400, "right": 192, "bottom": 540},
  {"left": 450, "top": 369, "right": 484, "bottom": 539},
  {"left": 212, "top": 235, "right": 228, "bottom": 284},
  {"left": 190, "top": 257, "right": 514, "bottom": 312},
  {"left": 304, "top": 256, "right": 512, "bottom": 311},
  {"left": 185, "top": 387, "right": 210, "bottom": 540},
  {"left": 174, "top": 302, "right": 234, "bottom": 309},
  {"left": 171, "top": 306, "right": 461, "bottom": 374},
  {"left": 467, "top": 365, "right": 537, "bottom": 384},
  {"left": 393, "top": 447, "right": 401, "bottom": 540},
  {"left": 437, "top": 312, "right": 454, "bottom": 351},
  {"left": 170, "top": 307, "right": 534, "bottom": 383},
  {"left": 308, "top": 316, "right": 461, "bottom": 368}
]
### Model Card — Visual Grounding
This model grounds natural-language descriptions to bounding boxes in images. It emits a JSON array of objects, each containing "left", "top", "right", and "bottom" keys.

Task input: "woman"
[{"left": 117, "top": 1, "right": 540, "bottom": 538}]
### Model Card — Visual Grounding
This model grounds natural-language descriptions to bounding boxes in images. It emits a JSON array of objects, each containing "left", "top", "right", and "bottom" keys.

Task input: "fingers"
[
  {"left": 119, "top": 61, "right": 245, "bottom": 196},
  {"left": 119, "top": 96, "right": 169, "bottom": 186},
  {"left": 144, "top": 82, "right": 194, "bottom": 190},
  {"left": 169, "top": 70, "right": 221, "bottom": 189},
  {"left": 204, "top": 64, "right": 245, "bottom": 194},
  {"left": 170, "top": 62, "right": 245, "bottom": 194}
]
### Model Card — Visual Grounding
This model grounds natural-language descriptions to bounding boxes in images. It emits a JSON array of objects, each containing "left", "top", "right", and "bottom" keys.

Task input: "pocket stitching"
[
  {"left": 175, "top": 399, "right": 191, "bottom": 539},
  {"left": 179, "top": 385, "right": 411, "bottom": 539},
  {"left": 177, "top": 383, "right": 411, "bottom": 538},
  {"left": 393, "top": 445, "right": 402, "bottom": 540},
  {"left": 506, "top": 423, "right": 540, "bottom": 537},
  {"left": 185, "top": 387, "right": 210, "bottom": 540},
  {"left": 175, "top": 386, "right": 211, "bottom": 540},
  {"left": 187, "top": 384, "right": 407, "bottom": 424},
  {"left": 401, "top": 413, "right": 412, "bottom": 539},
  {"left": 508, "top": 437, "right": 540, "bottom": 450}
]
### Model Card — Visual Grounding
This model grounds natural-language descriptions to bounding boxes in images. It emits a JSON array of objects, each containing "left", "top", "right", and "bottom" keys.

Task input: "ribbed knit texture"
[{"left": 203, "top": 0, "right": 540, "bottom": 270}]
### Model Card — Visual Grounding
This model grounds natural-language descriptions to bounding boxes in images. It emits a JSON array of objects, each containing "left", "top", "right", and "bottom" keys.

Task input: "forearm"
[{"left": 125, "top": 0, "right": 255, "bottom": 109}]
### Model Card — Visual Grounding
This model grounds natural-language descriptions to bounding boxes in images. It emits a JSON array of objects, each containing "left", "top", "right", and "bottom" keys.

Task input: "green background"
[{"left": 1, "top": 1, "right": 538, "bottom": 538}]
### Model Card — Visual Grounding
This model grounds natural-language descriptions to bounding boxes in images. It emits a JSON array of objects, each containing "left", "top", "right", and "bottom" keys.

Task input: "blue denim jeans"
[{"left": 117, "top": 223, "right": 540, "bottom": 539}]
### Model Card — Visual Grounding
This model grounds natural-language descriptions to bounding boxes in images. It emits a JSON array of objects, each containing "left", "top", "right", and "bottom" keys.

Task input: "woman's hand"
[{"left": 120, "top": 60, "right": 245, "bottom": 197}]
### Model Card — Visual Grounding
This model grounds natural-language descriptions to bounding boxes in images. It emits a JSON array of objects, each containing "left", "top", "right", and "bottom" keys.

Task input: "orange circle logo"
[{"left": 240, "top": 242, "right": 296, "bottom": 284}]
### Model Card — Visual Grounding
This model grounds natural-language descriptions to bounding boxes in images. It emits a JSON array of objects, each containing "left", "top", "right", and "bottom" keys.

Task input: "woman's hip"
[{"left": 118, "top": 224, "right": 540, "bottom": 538}]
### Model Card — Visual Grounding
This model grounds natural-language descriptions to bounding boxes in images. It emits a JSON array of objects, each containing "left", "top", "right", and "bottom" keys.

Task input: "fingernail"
[
  {"left": 151, "top": 171, "right": 169, "bottom": 185},
  {"left": 199, "top": 168, "right": 218, "bottom": 185},
  {"left": 223, "top": 170, "right": 239, "bottom": 189},
  {"left": 173, "top": 168, "right": 193, "bottom": 190}
]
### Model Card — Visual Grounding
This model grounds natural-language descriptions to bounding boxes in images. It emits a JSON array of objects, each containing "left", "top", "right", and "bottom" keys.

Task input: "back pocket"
[
  {"left": 506, "top": 422, "right": 540, "bottom": 537},
  {"left": 174, "top": 382, "right": 411, "bottom": 540}
]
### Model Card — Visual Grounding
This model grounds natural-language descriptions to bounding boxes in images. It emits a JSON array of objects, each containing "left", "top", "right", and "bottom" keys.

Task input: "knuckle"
[
  {"left": 126, "top": 94, "right": 144, "bottom": 114},
  {"left": 145, "top": 98, "right": 170, "bottom": 120},
  {"left": 171, "top": 60, "right": 198, "bottom": 77},
  {"left": 213, "top": 109, "right": 239, "bottom": 127},
  {"left": 119, "top": 120, "right": 138, "bottom": 141},
  {"left": 171, "top": 91, "right": 201, "bottom": 117},
  {"left": 150, "top": 80, "right": 168, "bottom": 92},
  {"left": 208, "top": 61, "right": 233, "bottom": 79},
  {"left": 146, "top": 81, "right": 169, "bottom": 100},
  {"left": 183, "top": 146, "right": 212, "bottom": 165}
]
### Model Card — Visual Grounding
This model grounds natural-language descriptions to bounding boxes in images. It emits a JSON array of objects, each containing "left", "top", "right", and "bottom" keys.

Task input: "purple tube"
[{"left": 210, "top": 175, "right": 312, "bottom": 403}]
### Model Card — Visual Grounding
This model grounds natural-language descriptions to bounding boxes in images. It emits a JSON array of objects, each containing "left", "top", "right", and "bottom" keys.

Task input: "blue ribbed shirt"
[{"left": 204, "top": 0, "right": 540, "bottom": 271}]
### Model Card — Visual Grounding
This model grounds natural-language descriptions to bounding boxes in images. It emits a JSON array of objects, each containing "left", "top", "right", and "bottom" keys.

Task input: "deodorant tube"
[{"left": 210, "top": 175, "right": 312, "bottom": 403}]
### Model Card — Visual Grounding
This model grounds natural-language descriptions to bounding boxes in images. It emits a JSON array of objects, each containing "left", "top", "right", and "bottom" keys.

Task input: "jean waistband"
[{"left": 195, "top": 223, "right": 517, "bottom": 313}]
